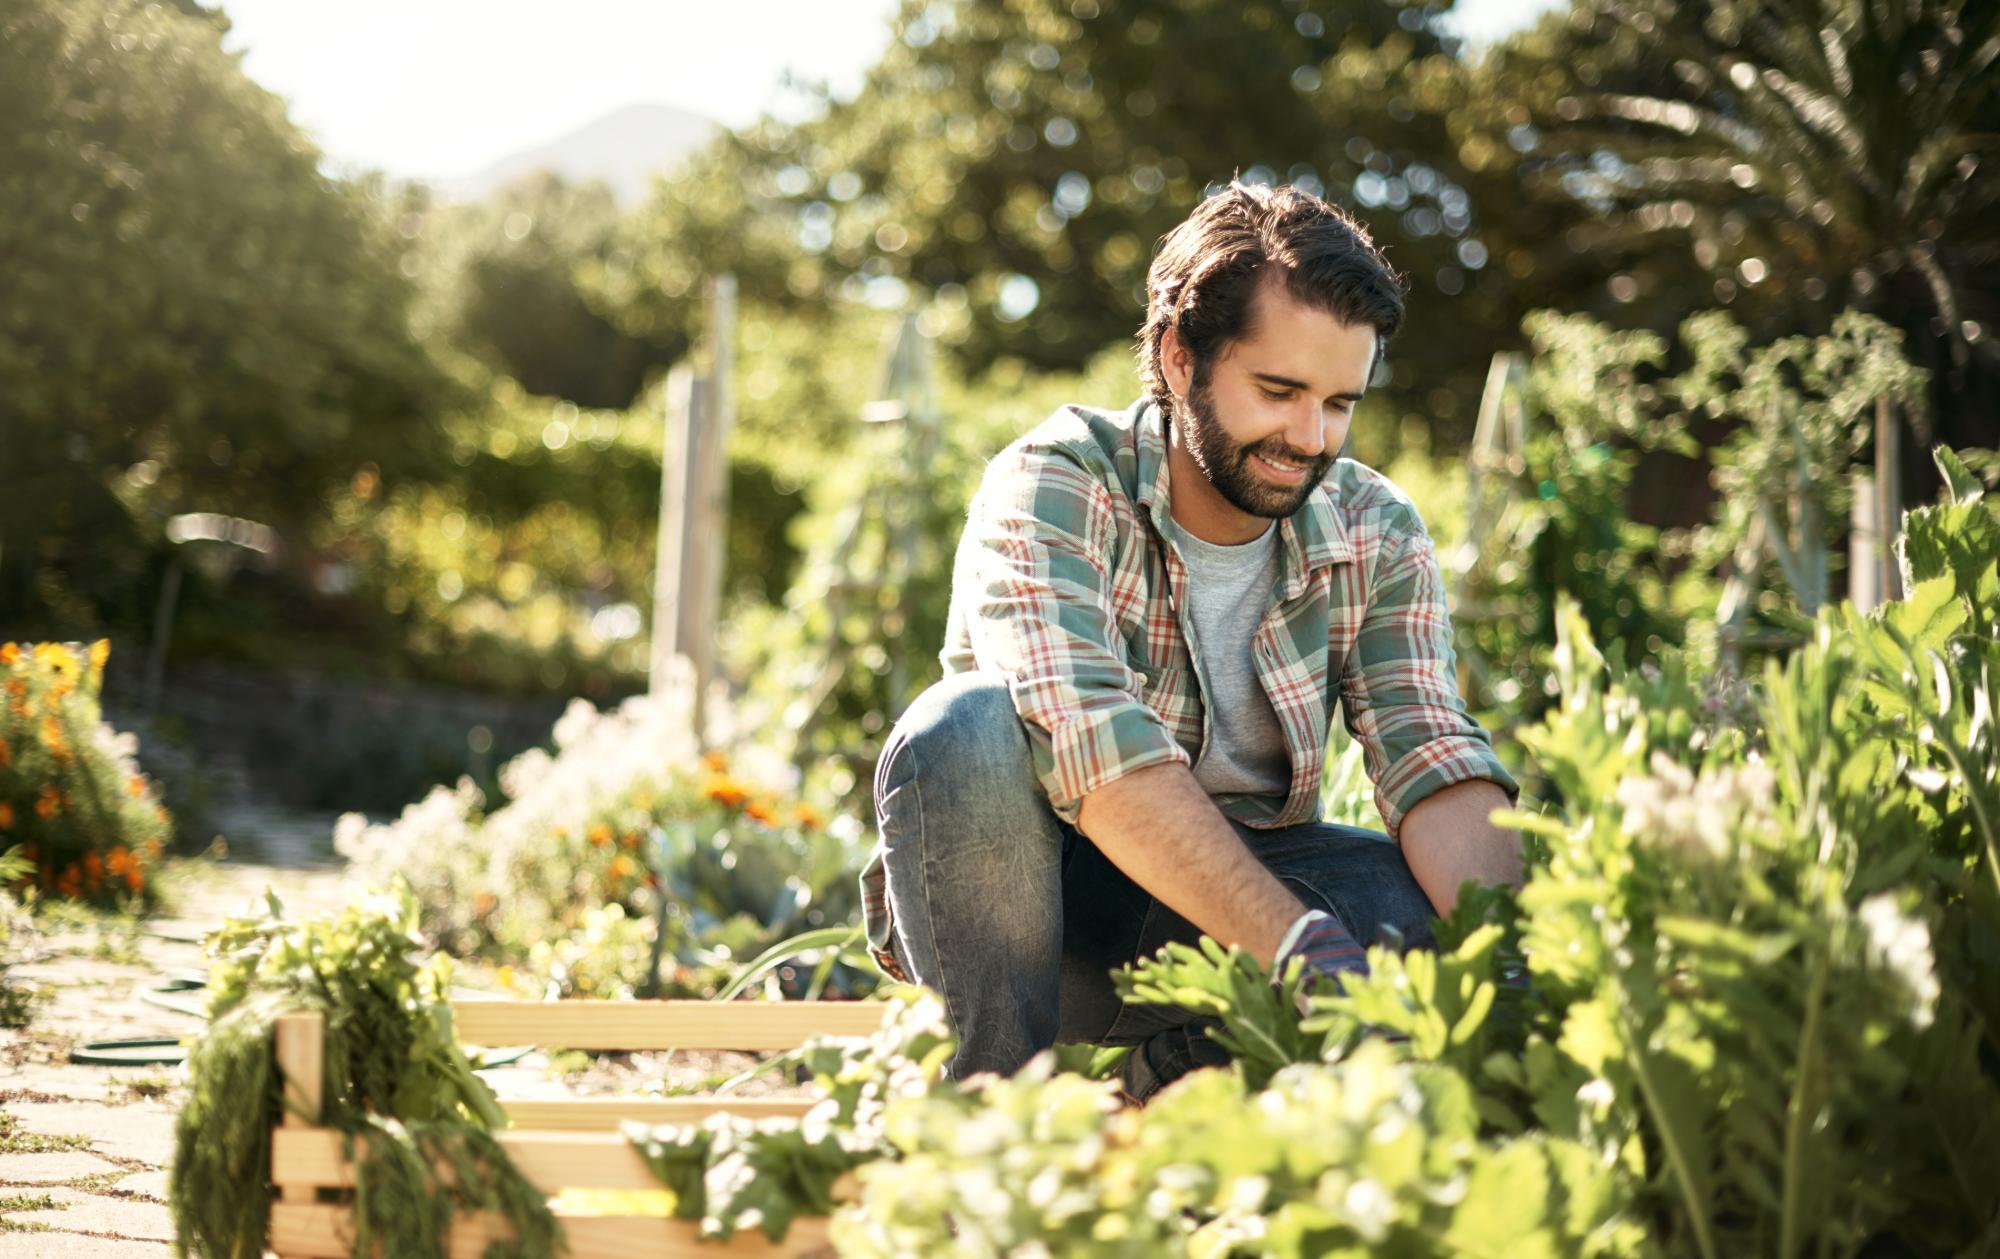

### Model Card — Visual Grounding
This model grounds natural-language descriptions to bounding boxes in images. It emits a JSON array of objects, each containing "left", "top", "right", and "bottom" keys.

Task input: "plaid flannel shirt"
[{"left": 861, "top": 398, "right": 1518, "bottom": 978}]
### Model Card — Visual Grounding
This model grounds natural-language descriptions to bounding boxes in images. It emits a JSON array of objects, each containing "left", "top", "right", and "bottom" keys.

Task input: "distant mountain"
[{"left": 435, "top": 102, "right": 722, "bottom": 205}]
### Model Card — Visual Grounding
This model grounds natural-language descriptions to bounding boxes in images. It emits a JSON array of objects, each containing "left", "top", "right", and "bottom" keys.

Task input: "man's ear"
[{"left": 1160, "top": 326, "right": 1194, "bottom": 401}]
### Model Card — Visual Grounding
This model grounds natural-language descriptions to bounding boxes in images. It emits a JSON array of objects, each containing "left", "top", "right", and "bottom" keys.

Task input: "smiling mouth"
[{"left": 1251, "top": 452, "right": 1311, "bottom": 481}]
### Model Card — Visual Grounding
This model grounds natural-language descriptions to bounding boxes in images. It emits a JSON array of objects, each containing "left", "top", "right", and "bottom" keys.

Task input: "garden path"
[{"left": 0, "top": 805, "right": 351, "bottom": 1255}]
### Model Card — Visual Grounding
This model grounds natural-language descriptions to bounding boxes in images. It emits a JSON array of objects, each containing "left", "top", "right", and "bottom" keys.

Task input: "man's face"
[{"left": 1169, "top": 273, "right": 1377, "bottom": 524}]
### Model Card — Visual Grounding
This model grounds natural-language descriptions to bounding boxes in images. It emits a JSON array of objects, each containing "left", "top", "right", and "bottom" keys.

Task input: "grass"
[
  {"left": 0, "top": 1110, "right": 92, "bottom": 1155},
  {"left": 0, "top": 1192, "right": 58, "bottom": 1233}
]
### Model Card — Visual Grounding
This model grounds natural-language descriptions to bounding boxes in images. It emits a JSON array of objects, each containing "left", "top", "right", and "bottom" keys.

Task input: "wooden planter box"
[{"left": 268, "top": 999, "right": 891, "bottom": 1257}]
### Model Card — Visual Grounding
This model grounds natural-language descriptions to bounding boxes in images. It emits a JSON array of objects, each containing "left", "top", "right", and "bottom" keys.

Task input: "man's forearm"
[
  {"left": 1075, "top": 761, "right": 1306, "bottom": 964},
  {"left": 1397, "top": 778, "right": 1523, "bottom": 917}
]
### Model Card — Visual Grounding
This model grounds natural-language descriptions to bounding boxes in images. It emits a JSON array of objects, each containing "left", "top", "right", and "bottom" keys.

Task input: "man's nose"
[{"left": 1285, "top": 402, "right": 1329, "bottom": 457}]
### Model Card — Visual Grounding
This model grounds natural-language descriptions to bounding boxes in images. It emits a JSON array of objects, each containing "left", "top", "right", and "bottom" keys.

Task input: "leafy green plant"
[{"left": 169, "top": 888, "right": 556, "bottom": 1259}]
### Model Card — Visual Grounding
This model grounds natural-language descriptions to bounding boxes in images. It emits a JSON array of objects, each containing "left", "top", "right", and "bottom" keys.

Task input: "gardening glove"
[{"left": 1274, "top": 907, "right": 1369, "bottom": 1006}]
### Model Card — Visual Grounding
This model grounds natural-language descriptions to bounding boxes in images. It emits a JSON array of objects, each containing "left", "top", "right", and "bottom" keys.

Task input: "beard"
[{"left": 1176, "top": 370, "right": 1334, "bottom": 519}]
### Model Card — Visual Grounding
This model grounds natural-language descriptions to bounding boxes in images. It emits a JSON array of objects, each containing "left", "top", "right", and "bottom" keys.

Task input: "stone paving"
[{"left": 1, "top": 804, "right": 352, "bottom": 1256}]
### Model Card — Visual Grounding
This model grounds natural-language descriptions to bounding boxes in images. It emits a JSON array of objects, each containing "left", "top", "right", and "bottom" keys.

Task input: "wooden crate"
[{"left": 269, "top": 1000, "right": 891, "bottom": 1257}]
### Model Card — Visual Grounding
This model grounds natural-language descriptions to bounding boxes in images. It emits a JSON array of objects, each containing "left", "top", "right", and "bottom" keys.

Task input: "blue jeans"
[{"left": 871, "top": 672, "right": 1441, "bottom": 1082}]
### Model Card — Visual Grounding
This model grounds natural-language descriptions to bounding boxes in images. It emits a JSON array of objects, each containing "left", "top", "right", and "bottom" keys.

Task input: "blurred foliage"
[
  {"left": 0, "top": 641, "right": 167, "bottom": 906},
  {"left": 593, "top": 0, "right": 1562, "bottom": 462},
  {"left": 0, "top": 0, "right": 459, "bottom": 635},
  {"left": 335, "top": 688, "right": 872, "bottom": 999},
  {"left": 397, "top": 172, "right": 682, "bottom": 410},
  {"left": 1454, "top": 306, "right": 1925, "bottom": 732},
  {"left": 1462, "top": 0, "right": 2000, "bottom": 466}
]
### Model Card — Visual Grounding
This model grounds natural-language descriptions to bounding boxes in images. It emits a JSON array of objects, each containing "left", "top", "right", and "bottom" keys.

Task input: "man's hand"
[
  {"left": 1075, "top": 761, "right": 1306, "bottom": 966},
  {"left": 1397, "top": 778, "right": 1523, "bottom": 917}
]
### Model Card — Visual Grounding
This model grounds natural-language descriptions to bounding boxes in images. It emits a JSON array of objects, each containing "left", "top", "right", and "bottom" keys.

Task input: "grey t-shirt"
[{"left": 1169, "top": 520, "right": 1292, "bottom": 801}]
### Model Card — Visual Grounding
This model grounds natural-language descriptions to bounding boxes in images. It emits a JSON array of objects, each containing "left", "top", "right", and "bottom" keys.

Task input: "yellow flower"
[
  {"left": 88, "top": 639, "right": 109, "bottom": 675},
  {"left": 33, "top": 643, "right": 77, "bottom": 676},
  {"left": 587, "top": 823, "right": 613, "bottom": 847}
]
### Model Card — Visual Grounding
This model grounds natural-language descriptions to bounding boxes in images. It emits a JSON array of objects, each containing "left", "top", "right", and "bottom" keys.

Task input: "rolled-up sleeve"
[
  {"left": 958, "top": 446, "right": 1190, "bottom": 823},
  {"left": 1340, "top": 504, "right": 1519, "bottom": 840}
]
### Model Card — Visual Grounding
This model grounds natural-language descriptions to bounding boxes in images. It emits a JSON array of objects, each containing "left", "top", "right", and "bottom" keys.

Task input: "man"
[{"left": 860, "top": 182, "right": 1523, "bottom": 1101}]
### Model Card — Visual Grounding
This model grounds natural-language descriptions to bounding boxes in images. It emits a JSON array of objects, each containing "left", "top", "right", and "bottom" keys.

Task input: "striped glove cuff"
[{"left": 1274, "top": 908, "right": 1369, "bottom": 981}]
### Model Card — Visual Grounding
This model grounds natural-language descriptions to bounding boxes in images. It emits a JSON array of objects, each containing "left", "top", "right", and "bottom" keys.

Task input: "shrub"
[
  {"left": 335, "top": 680, "right": 871, "bottom": 998},
  {"left": 0, "top": 640, "right": 167, "bottom": 906}
]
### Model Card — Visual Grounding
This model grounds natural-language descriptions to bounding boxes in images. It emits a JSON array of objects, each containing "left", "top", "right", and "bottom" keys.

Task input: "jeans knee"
[{"left": 878, "top": 671, "right": 1031, "bottom": 795}]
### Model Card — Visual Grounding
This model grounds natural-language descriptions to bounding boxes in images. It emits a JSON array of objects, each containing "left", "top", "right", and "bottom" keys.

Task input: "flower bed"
[{"left": 0, "top": 640, "right": 168, "bottom": 906}]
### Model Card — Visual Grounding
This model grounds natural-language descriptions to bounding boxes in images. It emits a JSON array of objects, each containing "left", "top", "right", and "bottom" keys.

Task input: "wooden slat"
[
  {"left": 269, "top": 1203, "right": 834, "bottom": 1259},
  {"left": 273, "top": 1011, "right": 325, "bottom": 1207},
  {"left": 501, "top": 1096, "right": 816, "bottom": 1131},
  {"left": 276, "top": 1127, "right": 663, "bottom": 1192},
  {"left": 448, "top": 1000, "right": 888, "bottom": 1051}
]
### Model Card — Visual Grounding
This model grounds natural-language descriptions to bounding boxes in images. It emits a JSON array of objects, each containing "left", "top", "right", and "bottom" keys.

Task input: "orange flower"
[
  {"left": 127, "top": 775, "right": 146, "bottom": 797},
  {"left": 743, "top": 800, "right": 777, "bottom": 825},
  {"left": 57, "top": 865, "right": 80, "bottom": 899},
  {"left": 587, "top": 823, "right": 613, "bottom": 847},
  {"left": 83, "top": 851, "right": 103, "bottom": 878},
  {"left": 473, "top": 891, "right": 498, "bottom": 916},
  {"left": 106, "top": 847, "right": 132, "bottom": 876},
  {"left": 791, "top": 803, "right": 825, "bottom": 831},
  {"left": 0, "top": 643, "right": 18, "bottom": 667},
  {"left": 35, "top": 786, "right": 61, "bottom": 820},
  {"left": 608, "top": 855, "right": 635, "bottom": 883},
  {"left": 700, "top": 750, "right": 729, "bottom": 774},
  {"left": 0, "top": 735, "right": 10, "bottom": 768},
  {"left": 702, "top": 775, "right": 750, "bottom": 809},
  {"left": 0, "top": 802, "right": 11, "bottom": 829},
  {"left": 619, "top": 830, "right": 640, "bottom": 850},
  {"left": 124, "top": 868, "right": 143, "bottom": 894},
  {"left": 40, "top": 716, "right": 69, "bottom": 762}
]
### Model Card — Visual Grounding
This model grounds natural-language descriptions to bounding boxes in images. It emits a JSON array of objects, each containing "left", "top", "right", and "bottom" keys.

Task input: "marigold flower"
[
  {"left": 608, "top": 855, "right": 635, "bottom": 882},
  {"left": 41, "top": 716, "right": 69, "bottom": 761},
  {"left": 0, "top": 735, "right": 11, "bottom": 768},
  {"left": 700, "top": 750, "right": 730, "bottom": 774},
  {"left": 35, "top": 786, "right": 62, "bottom": 820},
  {"left": 34, "top": 643, "right": 77, "bottom": 676},
  {"left": 124, "top": 868, "right": 143, "bottom": 894},
  {"left": 107, "top": 847, "right": 132, "bottom": 876},
  {"left": 88, "top": 640, "right": 109, "bottom": 674},
  {"left": 743, "top": 800, "right": 777, "bottom": 825},
  {"left": 127, "top": 775, "right": 146, "bottom": 797},
  {"left": 57, "top": 865, "right": 80, "bottom": 899},
  {"left": 587, "top": 823, "right": 613, "bottom": 847},
  {"left": 791, "top": 803, "right": 825, "bottom": 830},
  {"left": 83, "top": 851, "right": 103, "bottom": 878},
  {"left": 0, "top": 802, "right": 12, "bottom": 829},
  {"left": 702, "top": 775, "right": 750, "bottom": 809},
  {"left": 0, "top": 643, "right": 18, "bottom": 667}
]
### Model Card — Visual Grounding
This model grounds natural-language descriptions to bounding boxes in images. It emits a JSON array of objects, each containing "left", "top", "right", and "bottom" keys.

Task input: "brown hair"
[{"left": 1137, "top": 182, "right": 1406, "bottom": 415}]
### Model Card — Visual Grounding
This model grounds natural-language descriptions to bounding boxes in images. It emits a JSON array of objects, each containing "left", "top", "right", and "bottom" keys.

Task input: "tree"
[
  {"left": 1463, "top": 0, "right": 1999, "bottom": 465},
  {"left": 0, "top": 0, "right": 457, "bottom": 633},
  {"left": 408, "top": 172, "right": 682, "bottom": 410},
  {"left": 596, "top": 0, "right": 1568, "bottom": 455}
]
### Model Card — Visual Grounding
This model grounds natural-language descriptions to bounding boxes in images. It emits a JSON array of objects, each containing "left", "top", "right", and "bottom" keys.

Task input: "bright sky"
[{"left": 220, "top": 0, "right": 1563, "bottom": 182}]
